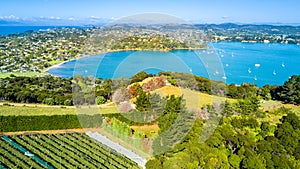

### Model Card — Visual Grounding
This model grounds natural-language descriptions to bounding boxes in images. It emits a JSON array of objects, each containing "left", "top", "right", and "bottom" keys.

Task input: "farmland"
[{"left": 0, "top": 132, "right": 140, "bottom": 169}]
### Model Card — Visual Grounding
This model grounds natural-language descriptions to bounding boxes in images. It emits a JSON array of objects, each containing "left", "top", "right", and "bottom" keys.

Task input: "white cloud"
[
  {"left": 0, "top": 15, "right": 20, "bottom": 20},
  {"left": 68, "top": 17, "right": 76, "bottom": 21},
  {"left": 90, "top": 16, "right": 102, "bottom": 20},
  {"left": 49, "top": 16, "right": 61, "bottom": 20}
]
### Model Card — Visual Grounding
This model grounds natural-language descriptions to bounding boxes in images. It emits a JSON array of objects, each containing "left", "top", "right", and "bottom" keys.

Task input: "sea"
[
  {"left": 47, "top": 42, "right": 300, "bottom": 87},
  {"left": 1, "top": 26, "right": 300, "bottom": 87}
]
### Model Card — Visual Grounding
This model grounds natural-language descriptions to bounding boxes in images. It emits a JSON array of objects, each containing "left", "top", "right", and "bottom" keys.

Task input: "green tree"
[
  {"left": 134, "top": 91, "right": 150, "bottom": 112},
  {"left": 64, "top": 99, "right": 72, "bottom": 106},
  {"left": 145, "top": 159, "right": 163, "bottom": 169},
  {"left": 241, "top": 155, "right": 266, "bottom": 169},
  {"left": 229, "top": 154, "right": 241, "bottom": 168},
  {"left": 277, "top": 75, "right": 300, "bottom": 104},
  {"left": 129, "top": 71, "right": 153, "bottom": 84},
  {"left": 96, "top": 96, "right": 106, "bottom": 105},
  {"left": 158, "top": 95, "right": 183, "bottom": 134}
]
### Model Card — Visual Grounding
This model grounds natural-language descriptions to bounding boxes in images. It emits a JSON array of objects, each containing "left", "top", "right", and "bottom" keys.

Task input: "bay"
[{"left": 47, "top": 42, "right": 300, "bottom": 87}]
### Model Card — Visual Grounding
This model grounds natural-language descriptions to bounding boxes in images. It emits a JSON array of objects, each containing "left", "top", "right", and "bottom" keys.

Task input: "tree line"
[{"left": 0, "top": 72, "right": 299, "bottom": 106}]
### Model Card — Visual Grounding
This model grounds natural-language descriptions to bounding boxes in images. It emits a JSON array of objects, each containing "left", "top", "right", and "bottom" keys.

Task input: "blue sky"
[{"left": 0, "top": 0, "right": 299, "bottom": 24}]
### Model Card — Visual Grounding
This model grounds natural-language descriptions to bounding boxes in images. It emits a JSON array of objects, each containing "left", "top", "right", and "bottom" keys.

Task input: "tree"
[
  {"left": 158, "top": 95, "right": 184, "bottom": 134},
  {"left": 229, "top": 154, "right": 241, "bottom": 168},
  {"left": 64, "top": 99, "right": 72, "bottom": 106},
  {"left": 43, "top": 98, "right": 55, "bottom": 105},
  {"left": 112, "top": 88, "right": 129, "bottom": 104},
  {"left": 241, "top": 155, "right": 266, "bottom": 169},
  {"left": 134, "top": 91, "right": 150, "bottom": 112},
  {"left": 275, "top": 113, "right": 300, "bottom": 154},
  {"left": 221, "top": 101, "right": 234, "bottom": 116},
  {"left": 259, "top": 122, "right": 273, "bottom": 138},
  {"left": 127, "top": 83, "right": 142, "bottom": 98},
  {"left": 129, "top": 71, "right": 153, "bottom": 84},
  {"left": 96, "top": 96, "right": 106, "bottom": 105},
  {"left": 277, "top": 75, "right": 300, "bottom": 104},
  {"left": 235, "top": 96, "right": 260, "bottom": 115},
  {"left": 259, "top": 85, "right": 274, "bottom": 100},
  {"left": 145, "top": 159, "right": 163, "bottom": 169}
]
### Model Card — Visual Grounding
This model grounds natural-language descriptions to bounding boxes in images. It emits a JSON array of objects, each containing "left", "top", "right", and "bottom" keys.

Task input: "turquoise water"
[{"left": 47, "top": 42, "right": 300, "bottom": 87}]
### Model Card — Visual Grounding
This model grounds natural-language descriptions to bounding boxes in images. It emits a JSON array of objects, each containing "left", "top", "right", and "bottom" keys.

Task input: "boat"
[
  {"left": 282, "top": 63, "right": 285, "bottom": 67},
  {"left": 254, "top": 76, "right": 257, "bottom": 81},
  {"left": 248, "top": 68, "right": 251, "bottom": 73},
  {"left": 273, "top": 70, "right": 276, "bottom": 75},
  {"left": 254, "top": 64, "right": 260, "bottom": 67},
  {"left": 222, "top": 75, "right": 227, "bottom": 80}
]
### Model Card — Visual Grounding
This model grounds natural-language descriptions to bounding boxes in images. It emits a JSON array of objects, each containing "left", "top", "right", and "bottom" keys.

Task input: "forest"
[{"left": 0, "top": 72, "right": 299, "bottom": 106}]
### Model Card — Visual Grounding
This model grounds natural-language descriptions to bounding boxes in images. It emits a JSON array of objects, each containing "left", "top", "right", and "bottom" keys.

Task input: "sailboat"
[
  {"left": 248, "top": 68, "right": 251, "bottom": 73},
  {"left": 273, "top": 70, "right": 276, "bottom": 75},
  {"left": 254, "top": 63, "right": 261, "bottom": 67}
]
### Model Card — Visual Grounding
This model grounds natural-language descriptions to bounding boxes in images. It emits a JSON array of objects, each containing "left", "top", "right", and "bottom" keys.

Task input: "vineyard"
[{"left": 0, "top": 133, "right": 141, "bottom": 169}]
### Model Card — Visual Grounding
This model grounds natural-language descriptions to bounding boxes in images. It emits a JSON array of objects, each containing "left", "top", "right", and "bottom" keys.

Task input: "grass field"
[
  {"left": 131, "top": 123, "right": 159, "bottom": 138},
  {"left": 261, "top": 100, "right": 300, "bottom": 114},
  {"left": 0, "top": 103, "right": 119, "bottom": 116},
  {"left": 154, "top": 86, "right": 235, "bottom": 108},
  {"left": 0, "top": 72, "right": 46, "bottom": 78}
]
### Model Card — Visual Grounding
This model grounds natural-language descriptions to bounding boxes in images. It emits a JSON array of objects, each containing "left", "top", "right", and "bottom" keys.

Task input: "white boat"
[
  {"left": 222, "top": 75, "right": 227, "bottom": 80},
  {"left": 254, "top": 64, "right": 261, "bottom": 67},
  {"left": 282, "top": 63, "right": 285, "bottom": 67},
  {"left": 248, "top": 68, "right": 251, "bottom": 73},
  {"left": 254, "top": 76, "right": 257, "bottom": 81},
  {"left": 273, "top": 70, "right": 276, "bottom": 75},
  {"left": 225, "top": 64, "right": 229, "bottom": 67}
]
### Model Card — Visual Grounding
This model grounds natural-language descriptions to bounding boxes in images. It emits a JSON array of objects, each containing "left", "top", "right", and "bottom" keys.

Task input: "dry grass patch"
[{"left": 131, "top": 123, "right": 159, "bottom": 138}]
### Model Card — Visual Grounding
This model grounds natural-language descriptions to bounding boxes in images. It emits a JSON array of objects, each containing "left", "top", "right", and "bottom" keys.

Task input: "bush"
[
  {"left": 96, "top": 96, "right": 106, "bottom": 105},
  {"left": 64, "top": 99, "right": 72, "bottom": 106}
]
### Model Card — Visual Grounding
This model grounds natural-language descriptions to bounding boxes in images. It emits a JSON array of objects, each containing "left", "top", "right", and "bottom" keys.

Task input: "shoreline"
[{"left": 43, "top": 47, "right": 206, "bottom": 74}]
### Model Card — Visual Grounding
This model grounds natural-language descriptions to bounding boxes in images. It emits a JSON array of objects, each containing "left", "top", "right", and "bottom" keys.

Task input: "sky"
[{"left": 0, "top": 0, "right": 299, "bottom": 24}]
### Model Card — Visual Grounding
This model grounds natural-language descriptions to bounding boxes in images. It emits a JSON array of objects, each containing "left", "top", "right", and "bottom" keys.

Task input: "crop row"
[{"left": 0, "top": 133, "right": 140, "bottom": 169}]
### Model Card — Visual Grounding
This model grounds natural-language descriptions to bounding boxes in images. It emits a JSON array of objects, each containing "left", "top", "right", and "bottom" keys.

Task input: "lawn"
[
  {"left": 154, "top": 86, "right": 235, "bottom": 108},
  {"left": 0, "top": 103, "right": 119, "bottom": 116},
  {"left": 0, "top": 72, "right": 46, "bottom": 78},
  {"left": 261, "top": 100, "right": 300, "bottom": 115}
]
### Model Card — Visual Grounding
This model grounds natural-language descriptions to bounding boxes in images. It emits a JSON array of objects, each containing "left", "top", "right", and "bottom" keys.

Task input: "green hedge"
[{"left": 0, "top": 114, "right": 103, "bottom": 132}]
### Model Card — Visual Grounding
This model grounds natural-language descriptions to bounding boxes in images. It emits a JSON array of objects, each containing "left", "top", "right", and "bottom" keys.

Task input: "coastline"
[{"left": 43, "top": 47, "right": 206, "bottom": 74}]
